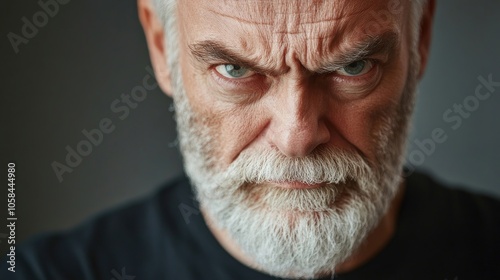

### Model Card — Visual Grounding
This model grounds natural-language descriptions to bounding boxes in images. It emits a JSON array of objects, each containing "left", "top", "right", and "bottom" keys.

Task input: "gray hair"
[
  {"left": 410, "top": 0, "right": 429, "bottom": 48},
  {"left": 152, "top": 0, "right": 178, "bottom": 71}
]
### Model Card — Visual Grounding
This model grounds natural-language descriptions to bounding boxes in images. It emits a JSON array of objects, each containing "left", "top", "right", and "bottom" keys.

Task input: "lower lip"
[{"left": 271, "top": 181, "right": 323, "bottom": 190}]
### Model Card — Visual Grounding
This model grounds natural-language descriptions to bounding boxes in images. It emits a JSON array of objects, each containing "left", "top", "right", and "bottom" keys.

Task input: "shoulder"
[
  {"left": 404, "top": 171, "right": 500, "bottom": 277},
  {"left": 408, "top": 171, "right": 500, "bottom": 231},
  {"left": 341, "top": 171, "right": 500, "bottom": 280},
  {"left": 0, "top": 174, "right": 192, "bottom": 279}
]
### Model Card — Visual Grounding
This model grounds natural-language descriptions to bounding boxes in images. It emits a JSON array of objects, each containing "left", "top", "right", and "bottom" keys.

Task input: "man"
[{"left": 2, "top": 0, "right": 499, "bottom": 279}]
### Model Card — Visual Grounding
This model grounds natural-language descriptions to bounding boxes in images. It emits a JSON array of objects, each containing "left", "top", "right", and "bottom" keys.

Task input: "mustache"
[
  {"left": 219, "top": 146, "right": 373, "bottom": 186},
  {"left": 197, "top": 145, "right": 376, "bottom": 211}
]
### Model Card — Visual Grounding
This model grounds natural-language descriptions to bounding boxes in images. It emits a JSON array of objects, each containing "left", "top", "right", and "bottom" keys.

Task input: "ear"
[
  {"left": 416, "top": 0, "right": 436, "bottom": 80},
  {"left": 138, "top": 0, "right": 173, "bottom": 96}
]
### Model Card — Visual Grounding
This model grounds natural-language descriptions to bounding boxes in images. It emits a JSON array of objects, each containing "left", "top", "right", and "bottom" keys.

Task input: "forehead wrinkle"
[
  {"left": 207, "top": 0, "right": 379, "bottom": 34},
  {"left": 191, "top": 1, "right": 404, "bottom": 76},
  {"left": 242, "top": 24, "right": 289, "bottom": 75},
  {"left": 242, "top": 1, "right": 385, "bottom": 71},
  {"left": 207, "top": 8, "right": 274, "bottom": 26}
]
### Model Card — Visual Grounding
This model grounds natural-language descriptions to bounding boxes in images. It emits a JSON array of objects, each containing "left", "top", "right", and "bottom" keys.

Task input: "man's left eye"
[
  {"left": 215, "top": 64, "right": 255, "bottom": 79},
  {"left": 337, "top": 60, "right": 374, "bottom": 77}
]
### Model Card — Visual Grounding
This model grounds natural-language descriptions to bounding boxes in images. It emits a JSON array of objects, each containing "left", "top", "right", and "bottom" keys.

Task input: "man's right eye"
[{"left": 215, "top": 64, "right": 255, "bottom": 79}]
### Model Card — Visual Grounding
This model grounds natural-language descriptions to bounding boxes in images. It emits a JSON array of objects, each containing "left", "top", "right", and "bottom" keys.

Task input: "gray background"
[{"left": 1, "top": 0, "right": 499, "bottom": 256}]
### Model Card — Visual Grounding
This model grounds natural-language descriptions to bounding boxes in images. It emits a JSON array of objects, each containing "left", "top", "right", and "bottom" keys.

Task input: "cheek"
[
  {"left": 217, "top": 106, "right": 270, "bottom": 165},
  {"left": 330, "top": 53, "right": 409, "bottom": 161}
]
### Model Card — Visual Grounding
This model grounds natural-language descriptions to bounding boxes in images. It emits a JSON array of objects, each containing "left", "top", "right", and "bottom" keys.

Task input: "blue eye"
[
  {"left": 215, "top": 64, "right": 254, "bottom": 79},
  {"left": 338, "top": 60, "right": 374, "bottom": 76}
]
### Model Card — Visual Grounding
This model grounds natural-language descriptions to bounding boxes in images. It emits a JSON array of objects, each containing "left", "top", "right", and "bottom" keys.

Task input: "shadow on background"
[{"left": 1, "top": 0, "right": 499, "bottom": 257}]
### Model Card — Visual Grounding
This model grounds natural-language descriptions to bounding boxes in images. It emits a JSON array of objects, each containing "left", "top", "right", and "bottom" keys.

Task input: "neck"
[{"left": 202, "top": 180, "right": 406, "bottom": 276}]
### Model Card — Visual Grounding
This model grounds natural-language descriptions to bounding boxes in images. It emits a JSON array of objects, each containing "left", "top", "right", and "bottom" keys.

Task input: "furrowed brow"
[
  {"left": 188, "top": 40, "right": 276, "bottom": 75},
  {"left": 317, "top": 31, "right": 400, "bottom": 74}
]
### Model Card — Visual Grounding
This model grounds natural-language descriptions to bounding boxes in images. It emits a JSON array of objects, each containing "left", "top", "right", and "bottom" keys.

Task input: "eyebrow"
[
  {"left": 189, "top": 41, "right": 278, "bottom": 75},
  {"left": 188, "top": 30, "right": 400, "bottom": 75},
  {"left": 317, "top": 31, "right": 400, "bottom": 73}
]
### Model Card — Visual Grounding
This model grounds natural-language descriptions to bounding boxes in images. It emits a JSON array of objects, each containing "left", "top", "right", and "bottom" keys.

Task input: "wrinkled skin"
[{"left": 139, "top": 0, "right": 435, "bottom": 277}]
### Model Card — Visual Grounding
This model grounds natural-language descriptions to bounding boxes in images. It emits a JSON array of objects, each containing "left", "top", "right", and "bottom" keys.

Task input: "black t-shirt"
[{"left": 1, "top": 172, "right": 500, "bottom": 279}]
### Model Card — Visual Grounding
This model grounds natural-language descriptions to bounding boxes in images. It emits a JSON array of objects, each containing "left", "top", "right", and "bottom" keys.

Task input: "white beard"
[{"left": 169, "top": 50, "right": 418, "bottom": 279}]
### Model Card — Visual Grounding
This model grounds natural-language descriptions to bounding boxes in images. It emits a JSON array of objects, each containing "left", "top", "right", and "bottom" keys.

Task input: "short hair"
[{"left": 152, "top": 0, "right": 178, "bottom": 71}]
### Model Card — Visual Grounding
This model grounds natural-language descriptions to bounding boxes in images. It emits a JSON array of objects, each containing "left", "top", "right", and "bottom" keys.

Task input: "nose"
[{"left": 266, "top": 80, "right": 331, "bottom": 158}]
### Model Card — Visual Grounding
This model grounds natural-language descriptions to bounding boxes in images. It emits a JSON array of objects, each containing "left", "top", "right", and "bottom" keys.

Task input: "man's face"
[
  {"left": 176, "top": 0, "right": 412, "bottom": 168},
  {"left": 167, "top": 0, "right": 419, "bottom": 278}
]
